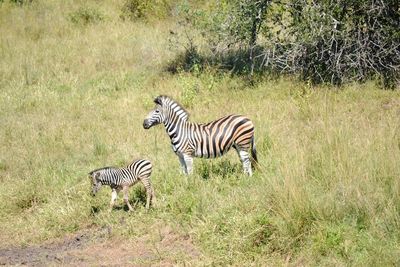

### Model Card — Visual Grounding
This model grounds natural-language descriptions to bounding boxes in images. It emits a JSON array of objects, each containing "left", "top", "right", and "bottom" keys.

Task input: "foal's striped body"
[{"left": 89, "top": 159, "right": 154, "bottom": 211}]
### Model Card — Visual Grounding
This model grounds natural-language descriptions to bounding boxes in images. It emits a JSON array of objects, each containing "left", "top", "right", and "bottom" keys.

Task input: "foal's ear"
[{"left": 154, "top": 96, "right": 162, "bottom": 105}]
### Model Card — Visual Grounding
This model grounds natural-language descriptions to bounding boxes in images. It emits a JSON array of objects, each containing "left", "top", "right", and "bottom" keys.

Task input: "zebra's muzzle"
[{"left": 143, "top": 120, "right": 151, "bottom": 129}]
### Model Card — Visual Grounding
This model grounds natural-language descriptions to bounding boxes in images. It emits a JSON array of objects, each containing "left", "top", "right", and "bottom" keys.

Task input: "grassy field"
[{"left": 1, "top": 1, "right": 400, "bottom": 265}]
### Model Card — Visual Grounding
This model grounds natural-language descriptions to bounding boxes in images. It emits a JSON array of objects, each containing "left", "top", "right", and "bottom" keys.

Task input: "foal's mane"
[{"left": 88, "top": 166, "right": 114, "bottom": 176}]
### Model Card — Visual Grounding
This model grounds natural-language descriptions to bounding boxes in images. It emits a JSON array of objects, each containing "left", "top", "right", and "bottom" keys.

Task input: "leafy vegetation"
[
  {"left": 175, "top": 0, "right": 399, "bottom": 87},
  {"left": 0, "top": 0, "right": 399, "bottom": 265}
]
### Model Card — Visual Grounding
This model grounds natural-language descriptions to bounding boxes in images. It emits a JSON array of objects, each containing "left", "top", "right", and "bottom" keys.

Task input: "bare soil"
[{"left": 0, "top": 225, "right": 200, "bottom": 266}]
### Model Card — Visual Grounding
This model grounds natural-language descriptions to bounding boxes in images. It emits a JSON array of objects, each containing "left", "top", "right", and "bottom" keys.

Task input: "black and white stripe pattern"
[
  {"left": 143, "top": 95, "right": 257, "bottom": 176},
  {"left": 89, "top": 159, "right": 154, "bottom": 211}
]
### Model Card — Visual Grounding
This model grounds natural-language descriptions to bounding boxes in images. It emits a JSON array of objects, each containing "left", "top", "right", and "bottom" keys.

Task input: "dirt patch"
[
  {"left": 0, "top": 225, "right": 200, "bottom": 266},
  {"left": 0, "top": 227, "right": 110, "bottom": 266}
]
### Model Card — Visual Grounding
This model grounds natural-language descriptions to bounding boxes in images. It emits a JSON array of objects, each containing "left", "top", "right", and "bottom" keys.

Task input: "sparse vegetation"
[
  {"left": 120, "top": 0, "right": 172, "bottom": 21},
  {"left": 69, "top": 7, "right": 105, "bottom": 25},
  {"left": 0, "top": 0, "right": 399, "bottom": 265}
]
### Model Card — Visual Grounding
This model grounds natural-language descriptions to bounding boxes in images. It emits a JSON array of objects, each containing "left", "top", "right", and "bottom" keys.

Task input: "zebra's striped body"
[
  {"left": 89, "top": 159, "right": 154, "bottom": 211},
  {"left": 143, "top": 96, "right": 257, "bottom": 176}
]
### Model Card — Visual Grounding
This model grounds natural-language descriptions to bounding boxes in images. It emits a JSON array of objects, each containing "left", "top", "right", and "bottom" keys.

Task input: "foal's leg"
[
  {"left": 109, "top": 188, "right": 119, "bottom": 212},
  {"left": 141, "top": 179, "right": 154, "bottom": 209},
  {"left": 122, "top": 186, "right": 134, "bottom": 211},
  {"left": 234, "top": 145, "right": 252, "bottom": 176}
]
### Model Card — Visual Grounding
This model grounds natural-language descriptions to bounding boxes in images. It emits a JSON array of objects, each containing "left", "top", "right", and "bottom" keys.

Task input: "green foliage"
[
  {"left": 69, "top": 7, "right": 105, "bottom": 25},
  {"left": 177, "top": 73, "right": 200, "bottom": 108},
  {"left": 174, "top": 0, "right": 399, "bottom": 87},
  {"left": 282, "top": 0, "right": 399, "bottom": 86},
  {"left": 313, "top": 225, "right": 347, "bottom": 256}
]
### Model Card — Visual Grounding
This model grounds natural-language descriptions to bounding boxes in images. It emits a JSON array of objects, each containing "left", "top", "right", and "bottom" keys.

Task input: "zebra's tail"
[{"left": 250, "top": 135, "right": 259, "bottom": 170}]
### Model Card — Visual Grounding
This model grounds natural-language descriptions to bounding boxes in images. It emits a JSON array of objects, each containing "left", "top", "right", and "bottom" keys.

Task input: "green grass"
[{"left": 1, "top": 0, "right": 400, "bottom": 265}]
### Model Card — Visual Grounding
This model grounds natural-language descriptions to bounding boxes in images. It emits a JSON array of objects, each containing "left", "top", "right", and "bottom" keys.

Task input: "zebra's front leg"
[
  {"left": 178, "top": 153, "right": 193, "bottom": 175},
  {"left": 122, "top": 186, "right": 134, "bottom": 212},
  {"left": 178, "top": 153, "right": 188, "bottom": 174},
  {"left": 183, "top": 154, "right": 194, "bottom": 175},
  {"left": 235, "top": 147, "right": 253, "bottom": 176},
  {"left": 109, "top": 188, "right": 119, "bottom": 212}
]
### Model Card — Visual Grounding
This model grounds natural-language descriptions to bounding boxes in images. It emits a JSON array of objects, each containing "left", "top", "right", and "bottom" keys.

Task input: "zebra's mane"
[
  {"left": 88, "top": 166, "right": 115, "bottom": 176},
  {"left": 154, "top": 95, "right": 189, "bottom": 121}
]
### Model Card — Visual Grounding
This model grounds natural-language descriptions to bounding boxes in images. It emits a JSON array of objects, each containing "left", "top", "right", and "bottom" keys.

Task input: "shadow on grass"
[
  {"left": 90, "top": 206, "right": 100, "bottom": 215},
  {"left": 90, "top": 187, "right": 148, "bottom": 213},
  {"left": 113, "top": 205, "right": 131, "bottom": 212},
  {"left": 165, "top": 45, "right": 270, "bottom": 78}
]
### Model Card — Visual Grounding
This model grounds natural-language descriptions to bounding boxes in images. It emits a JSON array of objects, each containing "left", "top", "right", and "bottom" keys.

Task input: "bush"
[
  {"left": 174, "top": 0, "right": 400, "bottom": 88},
  {"left": 166, "top": 45, "right": 204, "bottom": 73}
]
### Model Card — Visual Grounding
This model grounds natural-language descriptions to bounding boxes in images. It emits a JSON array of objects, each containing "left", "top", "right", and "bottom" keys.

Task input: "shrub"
[
  {"left": 166, "top": 45, "right": 204, "bottom": 73},
  {"left": 174, "top": 0, "right": 400, "bottom": 88}
]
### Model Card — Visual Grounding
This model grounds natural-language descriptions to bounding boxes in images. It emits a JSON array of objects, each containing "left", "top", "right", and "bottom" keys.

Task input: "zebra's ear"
[{"left": 154, "top": 96, "right": 162, "bottom": 105}]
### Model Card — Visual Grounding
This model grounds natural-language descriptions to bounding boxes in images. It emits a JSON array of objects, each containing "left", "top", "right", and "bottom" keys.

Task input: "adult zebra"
[{"left": 143, "top": 95, "right": 257, "bottom": 176}]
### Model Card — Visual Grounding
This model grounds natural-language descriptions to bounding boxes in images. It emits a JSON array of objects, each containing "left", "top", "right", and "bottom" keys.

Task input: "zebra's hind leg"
[
  {"left": 145, "top": 187, "right": 156, "bottom": 210},
  {"left": 234, "top": 146, "right": 253, "bottom": 176},
  {"left": 109, "top": 188, "right": 119, "bottom": 212},
  {"left": 122, "top": 186, "right": 134, "bottom": 212}
]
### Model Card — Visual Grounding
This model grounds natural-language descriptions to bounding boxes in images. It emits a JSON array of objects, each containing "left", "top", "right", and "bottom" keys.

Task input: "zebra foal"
[
  {"left": 89, "top": 159, "right": 155, "bottom": 211},
  {"left": 143, "top": 95, "right": 257, "bottom": 176}
]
